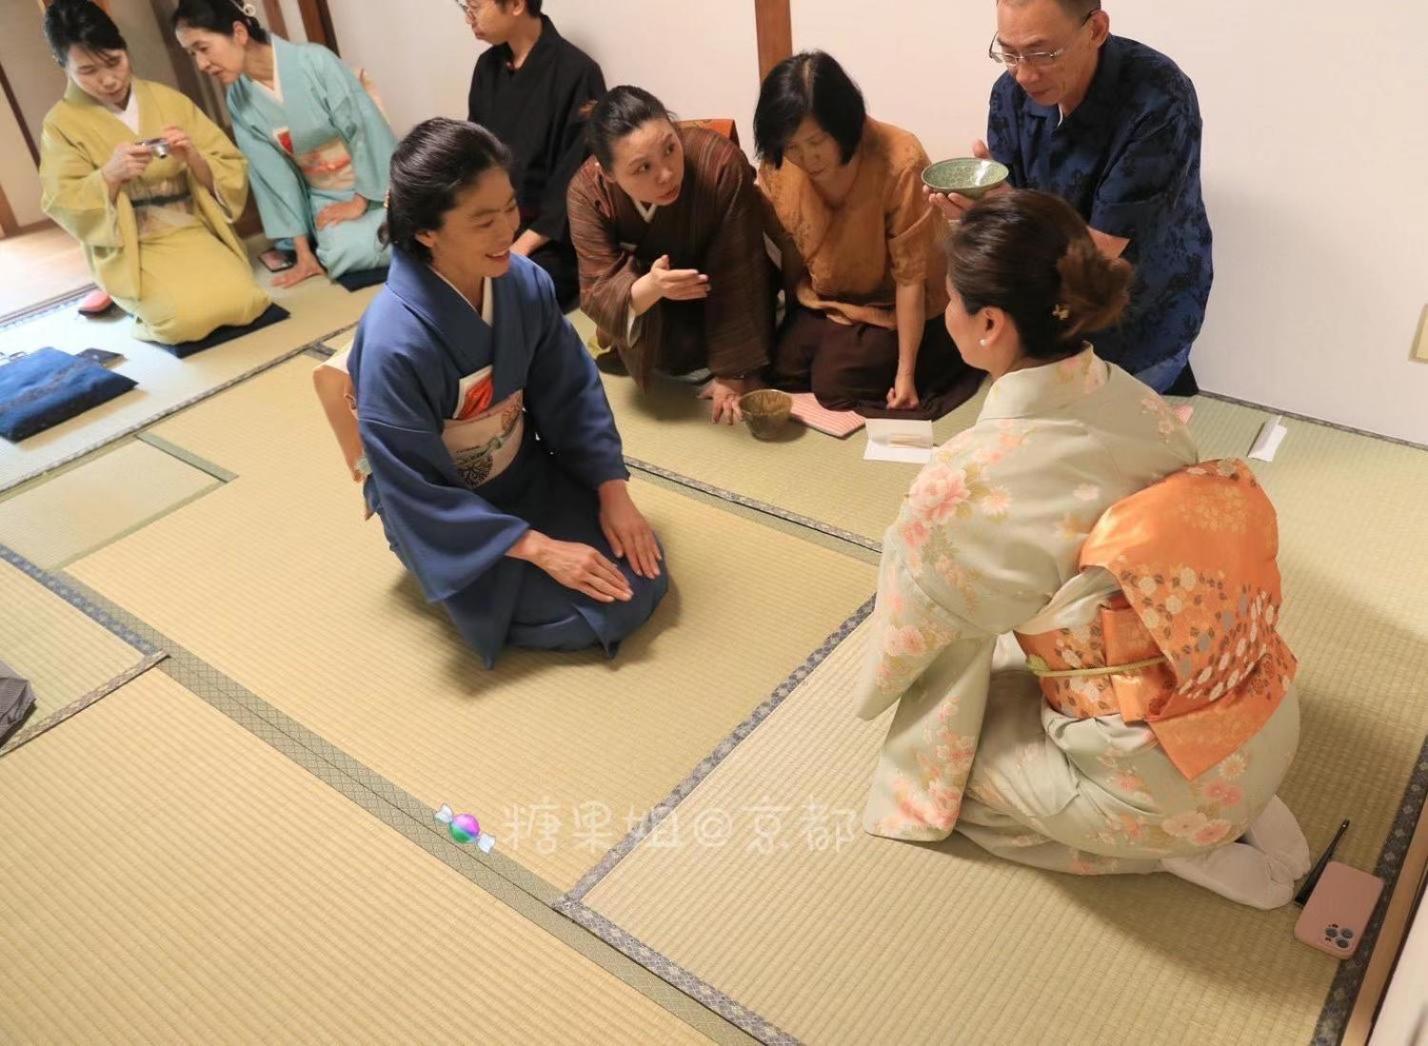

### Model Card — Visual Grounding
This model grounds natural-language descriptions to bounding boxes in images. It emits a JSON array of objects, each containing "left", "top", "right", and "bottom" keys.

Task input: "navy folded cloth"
[
  {"left": 335, "top": 267, "right": 388, "bottom": 292},
  {"left": 0, "top": 347, "right": 138, "bottom": 442},
  {"left": 160, "top": 303, "right": 290, "bottom": 359}
]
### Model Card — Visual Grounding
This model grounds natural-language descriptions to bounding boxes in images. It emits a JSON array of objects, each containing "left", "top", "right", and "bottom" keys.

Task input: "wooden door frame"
[
  {"left": 260, "top": 0, "right": 289, "bottom": 38},
  {"left": 296, "top": 0, "right": 339, "bottom": 54},
  {"left": 754, "top": 0, "right": 793, "bottom": 81}
]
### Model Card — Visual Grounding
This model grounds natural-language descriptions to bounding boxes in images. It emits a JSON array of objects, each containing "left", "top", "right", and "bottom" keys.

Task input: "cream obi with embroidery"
[{"left": 443, "top": 366, "right": 524, "bottom": 490}]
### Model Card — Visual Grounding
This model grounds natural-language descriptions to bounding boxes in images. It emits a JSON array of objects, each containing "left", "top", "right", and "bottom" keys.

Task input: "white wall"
[
  {"left": 276, "top": 0, "right": 307, "bottom": 42},
  {"left": 0, "top": 0, "right": 68, "bottom": 151},
  {"left": 110, "top": 0, "right": 182, "bottom": 92},
  {"left": 326, "top": 0, "right": 1428, "bottom": 443},
  {"left": 792, "top": 0, "right": 1428, "bottom": 444},
  {"left": 325, "top": 0, "right": 760, "bottom": 142},
  {"left": 0, "top": 93, "right": 44, "bottom": 230}
]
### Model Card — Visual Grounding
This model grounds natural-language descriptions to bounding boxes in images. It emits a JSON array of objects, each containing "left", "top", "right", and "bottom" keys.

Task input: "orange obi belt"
[{"left": 1015, "top": 459, "right": 1298, "bottom": 780}]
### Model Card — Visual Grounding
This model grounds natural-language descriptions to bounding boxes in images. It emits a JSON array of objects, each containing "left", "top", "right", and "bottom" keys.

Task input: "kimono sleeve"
[
  {"left": 178, "top": 92, "right": 249, "bottom": 222},
  {"left": 522, "top": 268, "right": 630, "bottom": 491},
  {"left": 700, "top": 149, "right": 774, "bottom": 376},
  {"left": 356, "top": 337, "right": 531, "bottom": 603},
  {"left": 1089, "top": 103, "right": 1197, "bottom": 247},
  {"left": 884, "top": 152, "right": 937, "bottom": 288},
  {"left": 567, "top": 166, "right": 645, "bottom": 341},
  {"left": 231, "top": 108, "right": 310, "bottom": 240},
  {"left": 853, "top": 439, "right": 1053, "bottom": 838},
  {"left": 314, "top": 46, "right": 397, "bottom": 204},
  {"left": 39, "top": 118, "right": 126, "bottom": 249},
  {"left": 531, "top": 58, "right": 605, "bottom": 241}
]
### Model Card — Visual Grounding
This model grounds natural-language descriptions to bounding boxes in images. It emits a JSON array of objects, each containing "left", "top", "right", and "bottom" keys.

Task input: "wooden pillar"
[
  {"left": 0, "top": 182, "right": 19, "bottom": 239},
  {"left": 296, "top": 0, "right": 339, "bottom": 55},
  {"left": 754, "top": 0, "right": 792, "bottom": 82},
  {"left": 261, "top": 0, "right": 289, "bottom": 38},
  {"left": 0, "top": 61, "right": 39, "bottom": 167}
]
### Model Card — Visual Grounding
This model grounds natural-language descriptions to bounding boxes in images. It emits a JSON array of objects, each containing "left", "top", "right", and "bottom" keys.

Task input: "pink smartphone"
[
  {"left": 260, "top": 248, "right": 296, "bottom": 273},
  {"left": 1294, "top": 861, "right": 1385, "bottom": 960}
]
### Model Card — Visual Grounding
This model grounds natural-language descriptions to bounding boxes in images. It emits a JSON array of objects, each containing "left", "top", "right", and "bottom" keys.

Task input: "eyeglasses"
[{"left": 988, "top": 12, "right": 1093, "bottom": 68}]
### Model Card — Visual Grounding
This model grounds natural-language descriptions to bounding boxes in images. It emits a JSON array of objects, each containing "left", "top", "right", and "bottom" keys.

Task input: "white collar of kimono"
[
  {"left": 633, "top": 198, "right": 659, "bottom": 223},
  {"left": 253, "top": 50, "right": 284, "bottom": 104},
  {"left": 430, "top": 266, "right": 495, "bottom": 326},
  {"left": 102, "top": 87, "right": 141, "bottom": 133},
  {"left": 978, "top": 344, "right": 1108, "bottom": 421}
]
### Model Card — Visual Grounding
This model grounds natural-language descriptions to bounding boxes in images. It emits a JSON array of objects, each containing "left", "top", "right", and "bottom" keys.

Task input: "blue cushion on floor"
[{"left": 0, "top": 347, "right": 138, "bottom": 442}]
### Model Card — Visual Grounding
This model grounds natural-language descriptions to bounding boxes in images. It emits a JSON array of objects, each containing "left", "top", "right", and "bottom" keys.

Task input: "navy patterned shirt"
[{"left": 988, "top": 36, "right": 1212, "bottom": 387}]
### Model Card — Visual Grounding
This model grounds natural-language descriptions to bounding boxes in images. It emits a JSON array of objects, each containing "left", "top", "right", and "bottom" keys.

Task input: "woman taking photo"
[{"left": 39, "top": 0, "right": 269, "bottom": 345}]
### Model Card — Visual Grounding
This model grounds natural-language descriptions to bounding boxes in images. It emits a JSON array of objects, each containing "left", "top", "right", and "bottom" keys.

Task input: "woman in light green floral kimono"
[{"left": 856, "top": 190, "right": 1311, "bottom": 910}]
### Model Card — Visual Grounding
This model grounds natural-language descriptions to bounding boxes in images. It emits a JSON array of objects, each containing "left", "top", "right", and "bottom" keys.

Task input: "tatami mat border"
[
  {"left": 1, "top": 339, "right": 328, "bottom": 494},
  {"left": 1313, "top": 734, "right": 1428, "bottom": 1045},
  {"left": 558, "top": 900, "right": 801, "bottom": 1045},
  {"left": 626, "top": 457, "right": 882, "bottom": 554},
  {"left": 1, "top": 543, "right": 158, "bottom": 654},
  {"left": 563, "top": 597, "right": 875, "bottom": 903},
  {"left": 0, "top": 650, "right": 167, "bottom": 757},
  {"left": 313, "top": 322, "right": 357, "bottom": 351},
  {"left": 1198, "top": 391, "right": 1428, "bottom": 454},
  {"left": 38, "top": 561, "right": 772, "bottom": 1044},
  {"left": 0, "top": 286, "right": 93, "bottom": 332},
  {"left": 135, "top": 434, "right": 239, "bottom": 483}
]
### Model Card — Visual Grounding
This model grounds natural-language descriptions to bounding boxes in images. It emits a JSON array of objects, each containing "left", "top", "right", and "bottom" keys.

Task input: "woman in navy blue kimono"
[{"left": 349, "top": 117, "right": 667, "bottom": 667}]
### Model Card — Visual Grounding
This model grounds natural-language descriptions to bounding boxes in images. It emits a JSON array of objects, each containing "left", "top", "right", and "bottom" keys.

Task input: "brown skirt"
[{"left": 770, "top": 307, "right": 983, "bottom": 420}]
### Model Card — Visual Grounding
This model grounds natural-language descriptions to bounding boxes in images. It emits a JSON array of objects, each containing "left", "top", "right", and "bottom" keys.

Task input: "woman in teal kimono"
[{"left": 174, "top": 0, "right": 394, "bottom": 287}]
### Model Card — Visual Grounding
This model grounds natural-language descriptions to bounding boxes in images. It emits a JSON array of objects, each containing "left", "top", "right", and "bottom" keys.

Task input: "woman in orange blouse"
[{"left": 755, "top": 51, "right": 980, "bottom": 418}]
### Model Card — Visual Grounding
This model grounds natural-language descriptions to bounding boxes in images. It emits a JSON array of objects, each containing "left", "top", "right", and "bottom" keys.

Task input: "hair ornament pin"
[
  {"left": 383, "top": 190, "right": 392, "bottom": 210},
  {"left": 229, "top": 0, "right": 259, "bottom": 18},
  {"left": 1051, "top": 303, "right": 1071, "bottom": 321}
]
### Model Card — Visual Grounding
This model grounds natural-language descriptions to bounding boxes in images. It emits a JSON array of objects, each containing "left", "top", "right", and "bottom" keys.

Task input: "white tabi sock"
[
  {"left": 1240, "top": 796, "right": 1312, "bottom": 881},
  {"left": 1161, "top": 842, "right": 1296, "bottom": 910}
]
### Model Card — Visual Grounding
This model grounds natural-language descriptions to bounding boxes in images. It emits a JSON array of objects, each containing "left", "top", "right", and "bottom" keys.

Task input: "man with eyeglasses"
[
  {"left": 929, "top": 0, "right": 1211, "bottom": 395},
  {"left": 463, "top": 0, "right": 605, "bottom": 311}
]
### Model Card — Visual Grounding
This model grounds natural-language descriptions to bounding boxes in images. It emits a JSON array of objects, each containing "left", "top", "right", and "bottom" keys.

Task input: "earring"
[{"left": 978, "top": 338, "right": 988, "bottom": 347}]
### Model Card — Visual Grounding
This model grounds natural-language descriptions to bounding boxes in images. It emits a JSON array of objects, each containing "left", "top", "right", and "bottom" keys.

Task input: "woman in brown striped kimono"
[{"left": 567, "top": 86, "right": 774, "bottom": 424}]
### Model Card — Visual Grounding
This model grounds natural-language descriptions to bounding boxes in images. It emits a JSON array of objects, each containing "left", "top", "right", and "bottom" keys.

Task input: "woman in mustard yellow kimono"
[
  {"left": 856, "top": 190, "right": 1311, "bottom": 910},
  {"left": 38, "top": 0, "right": 269, "bottom": 345}
]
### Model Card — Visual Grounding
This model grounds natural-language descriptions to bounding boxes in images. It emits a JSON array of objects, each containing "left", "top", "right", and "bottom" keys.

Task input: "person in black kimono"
[{"left": 464, "top": 0, "right": 605, "bottom": 309}]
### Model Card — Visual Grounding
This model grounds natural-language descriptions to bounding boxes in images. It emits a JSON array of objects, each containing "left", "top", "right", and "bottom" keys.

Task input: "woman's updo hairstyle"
[
  {"left": 946, "top": 189, "right": 1133, "bottom": 359},
  {"left": 586, "top": 86, "right": 675, "bottom": 170},
  {"left": 44, "top": 0, "right": 128, "bottom": 65},
  {"left": 381, "top": 118, "right": 512, "bottom": 263},
  {"left": 171, "top": 0, "right": 270, "bottom": 45}
]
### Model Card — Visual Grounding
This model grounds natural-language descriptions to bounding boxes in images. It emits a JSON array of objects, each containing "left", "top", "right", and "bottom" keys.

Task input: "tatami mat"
[
  {"left": 0, "top": 554, "right": 148, "bottom": 747},
  {"left": 0, "top": 440, "right": 218, "bottom": 569},
  {"left": 579, "top": 302, "right": 1318, "bottom": 551},
  {"left": 583, "top": 574, "right": 1428, "bottom": 1046},
  {"left": 0, "top": 268, "right": 375, "bottom": 493},
  {"left": 0, "top": 670, "right": 710, "bottom": 1044},
  {"left": 68, "top": 356, "right": 877, "bottom": 891},
  {"left": 575, "top": 396, "right": 1428, "bottom": 1044}
]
